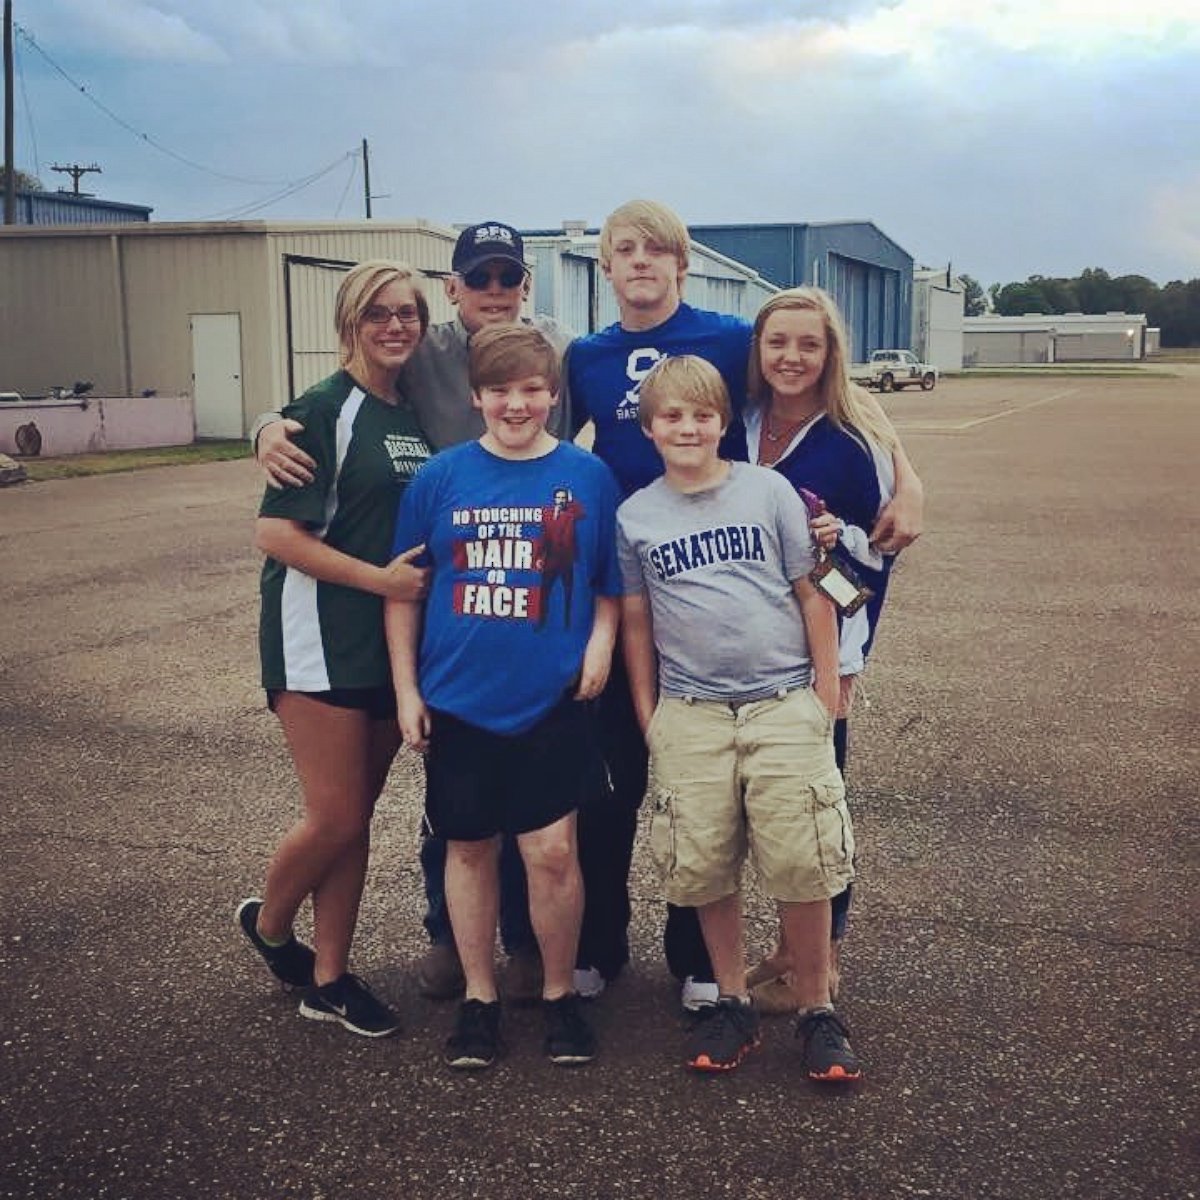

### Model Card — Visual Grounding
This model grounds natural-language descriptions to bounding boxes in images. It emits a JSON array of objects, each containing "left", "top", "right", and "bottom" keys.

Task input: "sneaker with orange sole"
[
  {"left": 686, "top": 997, "right": 761, "bottom": 1072},
  {"left": 795, "top": 1008, "right": 862, "bottom": 1082}
]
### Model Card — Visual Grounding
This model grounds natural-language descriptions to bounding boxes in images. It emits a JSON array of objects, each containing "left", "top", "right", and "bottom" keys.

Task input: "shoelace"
[
  {"left": 693, "top": 1003, "right": 749, "bottom": 1048},
  {"left": 796, "top": 1009, "right": 851, "bottom": 1047}
]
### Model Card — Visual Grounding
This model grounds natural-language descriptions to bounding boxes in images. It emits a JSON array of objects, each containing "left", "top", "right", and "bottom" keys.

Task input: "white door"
[{"left": 191, "top": 314, "right": 244, "bottom": 438}]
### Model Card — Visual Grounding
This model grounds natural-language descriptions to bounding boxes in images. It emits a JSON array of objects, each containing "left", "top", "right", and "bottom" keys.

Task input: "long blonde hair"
[{"left": 748, "top": 287, "right": 896, "bottom": 452}]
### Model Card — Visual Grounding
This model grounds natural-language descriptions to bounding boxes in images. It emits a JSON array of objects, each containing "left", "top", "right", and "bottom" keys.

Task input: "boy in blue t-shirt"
[{"left": 386, "top": 324, "right": 621, "bottom": 1070}]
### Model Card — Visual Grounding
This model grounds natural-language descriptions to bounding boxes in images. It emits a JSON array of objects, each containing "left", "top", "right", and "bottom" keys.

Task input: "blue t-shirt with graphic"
[
  {"left": 566, "top": 303, "right": 752, "bottom": 498},
  {"left": 393, "top": 440, "right": 623, "bottom": 735}
]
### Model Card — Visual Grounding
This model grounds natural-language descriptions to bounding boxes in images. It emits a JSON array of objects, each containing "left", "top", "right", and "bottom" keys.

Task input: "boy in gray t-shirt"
[{"left": 617, "top": 356, "right": 861, "bottom": 1081}]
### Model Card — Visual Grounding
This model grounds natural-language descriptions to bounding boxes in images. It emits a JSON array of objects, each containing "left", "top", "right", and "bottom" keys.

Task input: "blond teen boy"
[
  {"left": 386, "top": 325, "right": 621, "bottom": 1070},
  {"left": 617, "top": 356, "right": 861, "bottom": 1079},
  {"left": 567, "top": 199, "right": 923, "bottom": 1010}
]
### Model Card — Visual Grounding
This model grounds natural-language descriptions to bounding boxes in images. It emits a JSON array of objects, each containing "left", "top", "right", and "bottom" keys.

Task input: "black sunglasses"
[{"left": 461, "top": 264, "right": 526, "bottom": 290}]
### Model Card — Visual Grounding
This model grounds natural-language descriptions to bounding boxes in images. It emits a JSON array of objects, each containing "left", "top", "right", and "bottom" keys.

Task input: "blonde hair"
[
  {"left": 599, "top": 199, "right": 690, "bottom": 289},
  {"left": 638, "top": 355, "right": 731, "bottom": 431},
  {"left": 469, "top": 323, "right": 561, "bottom": 395},
  {"left": 336, "top": 260, "right": 430, "bottom": 377},
  {"left": 748, "top": 287, "right": 896, "bottom": 452}
]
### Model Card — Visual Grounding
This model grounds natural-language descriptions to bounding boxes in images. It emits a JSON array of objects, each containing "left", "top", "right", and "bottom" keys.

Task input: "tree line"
[{"left": 959, "top": 268, "right": 1200, "bottom": 347}]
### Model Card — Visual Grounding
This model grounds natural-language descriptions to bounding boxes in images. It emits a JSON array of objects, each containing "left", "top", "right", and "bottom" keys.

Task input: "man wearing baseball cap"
[{"left": 250, "top": 220, "right": 573, "bottom": 1003}]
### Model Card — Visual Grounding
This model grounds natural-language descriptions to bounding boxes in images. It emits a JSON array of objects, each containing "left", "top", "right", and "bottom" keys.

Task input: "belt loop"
[{"left": 776, "top": 687, "right": 787, "bottom": 700}]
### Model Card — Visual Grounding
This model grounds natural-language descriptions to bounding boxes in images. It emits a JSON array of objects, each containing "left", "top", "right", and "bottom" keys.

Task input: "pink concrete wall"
[{"left": 0, "top": 395, "right": 194, "bottom": 457}]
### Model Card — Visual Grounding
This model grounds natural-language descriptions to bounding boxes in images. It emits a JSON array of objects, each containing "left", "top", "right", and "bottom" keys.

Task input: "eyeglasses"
[
  {"left": 361, "top": 304, "right": 422, "bottom": 326},
  {"left": 460, "top": 264, "right": 526, "bottom": 290}
]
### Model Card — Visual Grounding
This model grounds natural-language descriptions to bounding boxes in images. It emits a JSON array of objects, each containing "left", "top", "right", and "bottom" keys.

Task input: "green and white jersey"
[{"left": 258, "top": 370, "right": 431, "bottom": 691}]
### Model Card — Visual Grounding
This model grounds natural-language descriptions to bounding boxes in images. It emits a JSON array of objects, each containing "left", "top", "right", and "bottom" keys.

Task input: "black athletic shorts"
[{"left": 425, "top": 696, "right": 603, "bottom": 840}]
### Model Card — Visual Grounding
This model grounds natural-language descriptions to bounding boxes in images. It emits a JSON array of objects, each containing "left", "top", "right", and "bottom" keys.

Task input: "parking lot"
[{"left": 1, "top": 369, "right": 1197, "bottom": 1199}]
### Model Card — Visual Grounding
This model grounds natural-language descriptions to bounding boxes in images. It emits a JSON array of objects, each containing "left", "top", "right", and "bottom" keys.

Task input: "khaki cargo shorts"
[{"left": 645, "top": 687, "right": 854, "bottom": 906}]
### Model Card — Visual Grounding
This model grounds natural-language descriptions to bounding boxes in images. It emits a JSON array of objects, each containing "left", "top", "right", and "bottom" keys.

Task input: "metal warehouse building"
[
  {"left": 685, "top": 221, "right": 914, "bottom": 361},
  {"left": 0, "top": 220, "right": 460, "bottom": 437},
  {"left": 912, "top": 268, "right": 965, "bottom": 371},
  {"left": 520, "top": 226, "right": 778, "bottom": 333},
  {"left": 9, "top": 189, "right": 152, "bottom": 225},
  {"left": 963, "top": 312, "right": 1149, "bottom": 364}
]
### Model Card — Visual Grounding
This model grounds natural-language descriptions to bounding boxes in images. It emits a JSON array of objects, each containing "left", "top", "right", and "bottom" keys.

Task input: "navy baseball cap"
[{"left": 452, "top": 222, "right": 527, "bottom": 275}]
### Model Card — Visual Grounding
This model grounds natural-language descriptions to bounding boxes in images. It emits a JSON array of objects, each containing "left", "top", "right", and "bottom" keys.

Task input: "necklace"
[{"left": 764, "top": 407, "right": 818, "bottom": 443}]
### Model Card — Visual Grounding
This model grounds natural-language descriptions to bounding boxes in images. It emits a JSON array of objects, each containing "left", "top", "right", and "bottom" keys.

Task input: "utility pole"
[
  {"left": 4, "top": 0, "right": 15, "bottom": 224},
  {"left": 361, "top": 137, "right": 371, "bottom": 219},
  {"left": 51, "top": 162, "right": 102, "bottom": 195}
]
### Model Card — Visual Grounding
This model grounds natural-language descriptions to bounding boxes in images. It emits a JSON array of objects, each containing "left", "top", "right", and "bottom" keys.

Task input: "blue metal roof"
[{"left": 12, "top": 191, "right": 153, "bottom": 226}]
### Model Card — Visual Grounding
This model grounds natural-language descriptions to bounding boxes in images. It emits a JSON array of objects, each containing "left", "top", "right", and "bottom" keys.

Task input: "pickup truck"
[{"left": 850, "top": 350, "right": 937, "bottom": 392}]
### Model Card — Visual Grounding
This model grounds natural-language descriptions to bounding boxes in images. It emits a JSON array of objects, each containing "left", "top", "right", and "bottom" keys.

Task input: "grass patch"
[{"left": 20, "top": 440, "right": 250, "bottom": 482}]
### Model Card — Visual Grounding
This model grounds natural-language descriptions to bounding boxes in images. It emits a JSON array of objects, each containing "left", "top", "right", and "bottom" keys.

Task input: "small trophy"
[{"left": 797, "top": 488, "right": 874, "bottom": 618}]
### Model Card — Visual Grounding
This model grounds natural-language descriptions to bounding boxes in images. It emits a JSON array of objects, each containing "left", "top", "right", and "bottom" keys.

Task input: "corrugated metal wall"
[
  {"left": 923, "top": 287, "right": 965, "bottom": 371},
  {"left": 266, "top": 226, "right": 458, "bottom": 409},
  {"left": 14, "top": 191, "right": 151, "bottom": 226},
  {"left": 964, "top": 331, "right": 1052, "bottom": 365},
  {"left": 0, "top": 233, "right": 127, "bottom": 394},
  {"left": 688, "top": 222, "right": 914, "bottom": 356},
  {"left": 121, "top": 231, "right": 270, "bottom": 405},
  {"left": 0, "top": 222, "right": 460, "bottom": 434},
  {"left": 1054, "top": 333, "right": 1136, "bottom": 361}
]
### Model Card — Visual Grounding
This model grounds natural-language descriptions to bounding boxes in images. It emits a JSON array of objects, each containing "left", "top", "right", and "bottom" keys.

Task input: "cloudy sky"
[{"left": 9, "top": 0, "right": 1200, "bottom": 288}]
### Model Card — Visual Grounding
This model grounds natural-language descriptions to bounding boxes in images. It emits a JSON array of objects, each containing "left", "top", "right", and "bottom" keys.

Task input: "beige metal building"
[
  {"left": 912, "top": 268, "right": 965, "bottom": 371},
  {"left": 963, "top": 312, "right": 1149, "bottom": 365},
  {"left": 0, "top": 220, "right": 461, "bottom": 437}
]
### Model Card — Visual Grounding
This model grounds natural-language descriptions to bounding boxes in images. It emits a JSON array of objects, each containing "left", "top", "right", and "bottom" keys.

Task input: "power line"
[
  {"left": 332, "top": 152, "right": 358, "bottom": 220},
  {"left": 14, "top": 24, "right": 39, "bottom": 176},
  {"left": 194, "top": 151, "right": 356, "bottom": 221},
  {"left": 13, "top": 20, "right": 322, "bottom": 188}
]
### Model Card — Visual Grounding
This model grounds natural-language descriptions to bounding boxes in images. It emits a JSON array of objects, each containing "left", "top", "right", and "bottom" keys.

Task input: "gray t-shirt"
[
  {"left": 617, "top": 461, "right": 818, "bottom": 701},
  {"left": 399, "top": 314, "right": 574, "bottom": 450}
]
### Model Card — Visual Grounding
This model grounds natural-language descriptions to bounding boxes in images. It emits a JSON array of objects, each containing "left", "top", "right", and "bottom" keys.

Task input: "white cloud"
[
  {"left": 1146, "top": 173, "right": 1200, "bottom": 279},
  {"left": 719, "top": 0, "right": 1200, "bottom": 73},
  {"left": 36, "top": 1, "right": 229, "bottom": 62}
]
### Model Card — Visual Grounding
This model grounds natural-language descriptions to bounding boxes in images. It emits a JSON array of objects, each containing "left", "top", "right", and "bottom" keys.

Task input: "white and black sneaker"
[
  {"left": 299, "top": 973, "right": 401, "bottom": 1038},
  {"left": 236, "top": 897, "right": 315, "bottom": 990}
]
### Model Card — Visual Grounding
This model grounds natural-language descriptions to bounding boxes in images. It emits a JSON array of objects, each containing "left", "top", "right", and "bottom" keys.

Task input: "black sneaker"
[
  {"left": 445, "top": 999, "right": 502, "bottom": 1070},
  {"left": 236, "top": 897, "right": 315, "bottom": 989},
  {"left": 795, "top": 1007, "right": 862, "bottom": 1081},
  {"left": 543, "top": 993, "right": 596, "bottom": 1066},
  {"left": 299, "top": 973, "right": 401, "bottom": 1038},
  {"left": 686, "top": 997, "right": 761, "bottom": 1072}
]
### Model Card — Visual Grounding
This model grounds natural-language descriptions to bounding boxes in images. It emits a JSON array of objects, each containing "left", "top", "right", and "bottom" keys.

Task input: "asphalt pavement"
[{"left": 1, "top": 369, "right": 1197, "bottom": 1199}]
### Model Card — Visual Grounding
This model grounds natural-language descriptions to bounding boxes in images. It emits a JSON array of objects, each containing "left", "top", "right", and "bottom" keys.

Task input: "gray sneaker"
[
  {"left": 686, "top": 997, "right": 761, "bottom": 1072},
  {"left": 795, "top": 1007, "right": 862, "bottom": 1082}
]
